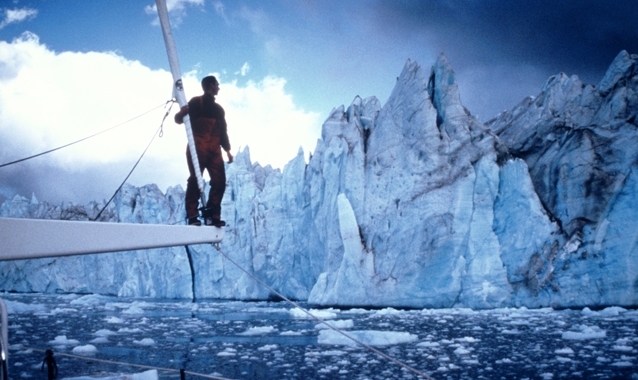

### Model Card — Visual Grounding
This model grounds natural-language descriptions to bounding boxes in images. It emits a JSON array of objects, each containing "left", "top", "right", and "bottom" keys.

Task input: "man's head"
[{"left": 201, "top": 75, "right": 219, "bottom": 96}]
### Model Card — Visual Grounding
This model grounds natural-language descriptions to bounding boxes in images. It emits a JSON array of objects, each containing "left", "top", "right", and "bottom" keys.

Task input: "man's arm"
[
  {"left": 217, "top": 106, "right": 232, "bottom": 159},
  {"left": 174, "top": 105, "right": 189, "bottom": 124}
]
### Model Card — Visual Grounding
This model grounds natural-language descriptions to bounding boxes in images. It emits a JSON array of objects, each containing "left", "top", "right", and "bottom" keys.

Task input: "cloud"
[
  {"left": 0, "top": 33, "right": 321, "bottom": 204},
  {"left": 369, "top": 0, "right": 638, "bottom": 79},
  {"left": 236, "top": 62, "right": 250, "bottom": 76},
  {"left": 238, "top": 5, "right": 271, "bottom": 35},
  {"left": 213, "top": 1, "right": 230, "bottom": 24},
  {"left": 0, "top": 7, "right": 37, "bottom": 30},
  {"left": 144, "top": 0, "right": 204, "bottom": 26}
]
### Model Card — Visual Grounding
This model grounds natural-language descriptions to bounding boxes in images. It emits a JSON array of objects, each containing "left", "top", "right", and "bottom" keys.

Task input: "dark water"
[{"left": 4, "top": 293, "right": 637, "bottom": 379}]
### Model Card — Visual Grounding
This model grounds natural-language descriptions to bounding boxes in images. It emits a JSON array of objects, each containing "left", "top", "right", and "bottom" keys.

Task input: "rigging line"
[
  {"left": 18, "top": 346, "right": 236, "bottom": 380},
  {"left": 0, "top": 100, "right": 173, "bottom": 169},
  {"left": 211, "top": 244, "right": 437, "bottom": 380},
  {"left": 92, "top": 101, "right": 176, "bottom": 221}
]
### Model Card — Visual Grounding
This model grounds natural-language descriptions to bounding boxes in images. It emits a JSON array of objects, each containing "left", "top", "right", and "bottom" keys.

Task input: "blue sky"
[{"left": 0, "top": 0, "right": 636, "bottom": 204}]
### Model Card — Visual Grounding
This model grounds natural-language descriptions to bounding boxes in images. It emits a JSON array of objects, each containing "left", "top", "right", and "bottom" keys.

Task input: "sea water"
[{"left": 3, "top": 293, "right": 637, "bottom": 379}]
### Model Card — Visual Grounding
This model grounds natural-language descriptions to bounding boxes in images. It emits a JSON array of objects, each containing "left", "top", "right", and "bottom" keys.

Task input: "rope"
[
  {"left": 17, "top": 346, "right": 235, "bottom": 380},
  {"left": 211, "top": 244, "right": 436, "bottom": 380},
  {"left": 0, "top": 101, "right": 173, "bottom": 169},
  {"left": 92, "top": 100, "right": 176, "bottom": 221}
]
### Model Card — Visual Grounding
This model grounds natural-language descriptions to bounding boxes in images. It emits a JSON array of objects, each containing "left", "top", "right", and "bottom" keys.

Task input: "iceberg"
[{"left": 1, "top": 51, "right": 637, "bottom": 309}]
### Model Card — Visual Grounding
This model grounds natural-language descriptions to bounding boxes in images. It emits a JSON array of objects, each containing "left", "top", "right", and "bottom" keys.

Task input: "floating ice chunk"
[
  {"left": 318, "top": 365, "right": 339, "bottom": 374},
  {"left": 48, "top": 335, "right": 79, "bottom": 345},
  {"left": 70, "top": 294, "right": 113, "bottom": 305},
  {"left": 374, "top": 308, "right": 402, "bottom": 316},
  {"left": 314, "top": 319, "right": 354, "bottom": 330},
  {"left": 290, "top": 308, "right": 338, "bottom": 319},
  {"left": 217, "top": 348, "right": 237, "bottom": 357},
  {"left": 345, "top": 308, "right": 372, "bottom": 314},
  {"left": 582, "top": 306, "right": 628, "bottom": 317},
  {"left": 611, "top": 361, "right": 633, "bottom": 367},
  {"left": 456, "top": 336, "right": 480, "bottom": 343},
  {"left": 555, "top": 347, "right": 574, "bottom": 355},
  {"left": 612, "top": 345, "right": 633, "bottom": 352},
  {"left": 4, "top": 300, "right": 46, "bottom": 314},
  {"left": 118, "top": 327, "right": 142, "bottom": 333},
  {"left": 133, "top": 338, "right": 155, "bottom": 346},
  {"left": 63, "top": 369, "right": 158, "bottom": 380},
  {"left": 105, "top": 316, "right": 124, "bottom": 324},
  {"left": 258, "top": 344, "right": 278, "bottom": 351},
  {"left": 501, "top": 329, "right": 521, "bottom": 335},
  {"left": 562, "top": 325, "right": 606, "bottom": 340},
  {"left": 280, "top": 330, "right": 303, "bottom": 336},
  {"left": 556, "top": 356, "right": 571, "bottom": 363},
  {"left": 51, "top": 307, "right": 78, "bottom": 314},
  {"left": 72, "top": 344, "right": 97, "bottom": 355},
  {"left": 417, "top": 341, "right": 440, "bottom": 347},
  {"left": 123, "top": 305, "right": 145, "bottom": 314},
  {"left": 318, "top": 330, "right": 418, "bottom": 347},
  {"left": 453, "top": 346, "right": 471, "bottom": 355},
  {"left": 94, "top": 329, "right": 117, "bottom": 336},
  {"left": 239, "top": 326, "right": 277, "bottom": 335},
  {"left": 90, "top": 337, "right": 109, "bottom": 344}
]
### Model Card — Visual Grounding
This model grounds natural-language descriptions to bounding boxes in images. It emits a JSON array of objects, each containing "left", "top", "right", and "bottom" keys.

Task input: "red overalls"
[{"left": 175, "top": 95, "right": 230, "bottom": 223}]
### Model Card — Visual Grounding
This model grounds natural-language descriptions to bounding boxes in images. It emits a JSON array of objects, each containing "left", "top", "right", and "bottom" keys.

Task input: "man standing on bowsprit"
[{"left": 174, "top": 75, "right": 233, "bottom": 227}]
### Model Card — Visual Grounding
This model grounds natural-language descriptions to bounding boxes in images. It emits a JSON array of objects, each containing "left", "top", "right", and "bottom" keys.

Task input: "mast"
[{"left": 155, "top": 0, "right": 207, "bottom": 208}]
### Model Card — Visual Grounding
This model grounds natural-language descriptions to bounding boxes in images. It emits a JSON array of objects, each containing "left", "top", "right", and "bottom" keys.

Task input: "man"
[
  {"left": 41, "top": 349, "right": 58, "bottom": 380},
  {"left": 174, "top": 75, "right": 233, "bottom": 226}
]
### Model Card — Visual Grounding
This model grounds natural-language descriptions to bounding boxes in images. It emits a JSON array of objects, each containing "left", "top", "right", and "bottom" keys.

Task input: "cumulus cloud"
[
  {"left": 0, "top": 33, "right": 321, "bottom": 204},
  {"left": 0, "top": 7, "right": 38, "bottom": 30},
  {"left": 218, "top": 75, "right": 321, "bottom": 168}
]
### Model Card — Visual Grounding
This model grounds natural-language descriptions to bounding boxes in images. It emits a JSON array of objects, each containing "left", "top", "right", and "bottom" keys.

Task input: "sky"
[{"left": 0, "top": 0, "right": 636, "bottom": 205}]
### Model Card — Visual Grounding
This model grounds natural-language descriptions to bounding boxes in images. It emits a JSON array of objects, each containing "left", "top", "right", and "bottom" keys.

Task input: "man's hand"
[
  {"left": 174, "top": 105, "right": 189, "bottom": 124},
  {"left": 226, "top": 150, "right": 234, "bottom": 164}
]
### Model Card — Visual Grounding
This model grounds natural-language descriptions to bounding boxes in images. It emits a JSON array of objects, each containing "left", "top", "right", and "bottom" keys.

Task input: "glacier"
[{"left": 1, "top": 51, "right": 637, "bottom": 310}]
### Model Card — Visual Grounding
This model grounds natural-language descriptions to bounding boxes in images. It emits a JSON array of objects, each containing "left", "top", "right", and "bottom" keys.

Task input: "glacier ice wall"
[{"left": 1, "top": 52, "right": 637, "bottom": 309}]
